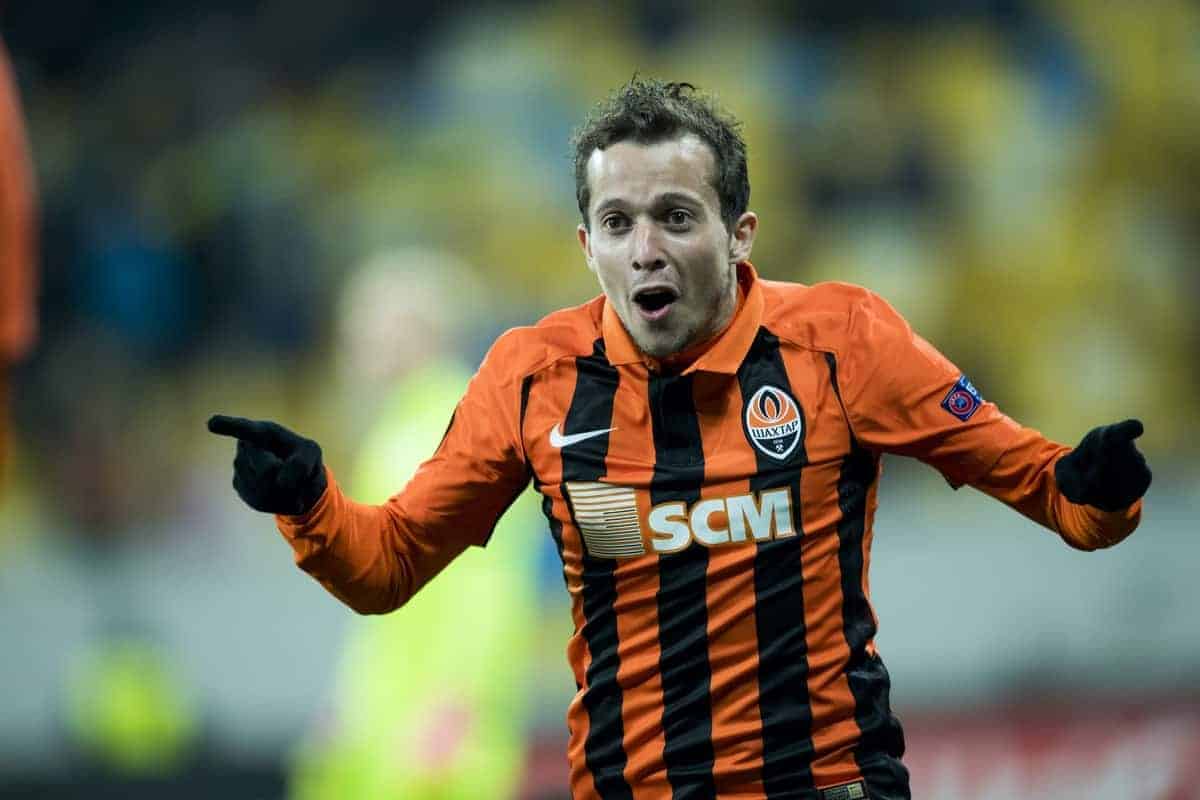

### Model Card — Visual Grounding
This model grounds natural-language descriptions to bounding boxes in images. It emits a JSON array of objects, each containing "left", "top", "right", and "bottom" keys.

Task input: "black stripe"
[
  {"left": 437, "top": 411, "right": 456, "bottom": 449},
  {"left": 540, "top": 492, "right": 568, "bottom": 590},
  {"left": 520, "top": 373, "right": 535, "bottom": 467},
  {"left": 525, "top": 375, "right": 560, "bottom": 573},
  {"left": 562, "top": 339, "right": 632, "bottom": 799},
  {"left": 737, "top": 329, "right": 817, "bottom": 796},
  {"left": 649, "top": 372, "right": 716, "bottom": 798},
  {"left": 825, "top": 353, "right": 907, "bottom": 791}
]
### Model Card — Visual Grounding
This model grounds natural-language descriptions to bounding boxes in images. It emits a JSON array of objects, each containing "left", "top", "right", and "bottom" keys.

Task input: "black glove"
[
  {"left": 1054, "top": 418, "right": 1151, "bottom": 512},
  {"left": 208, "top": 415, "right": 327, "bottom": 515}
]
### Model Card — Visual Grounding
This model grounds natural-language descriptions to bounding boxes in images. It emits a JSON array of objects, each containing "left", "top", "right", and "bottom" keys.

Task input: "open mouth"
[{"left": 632, "top": 286, "right": 680, "bottom": 321}]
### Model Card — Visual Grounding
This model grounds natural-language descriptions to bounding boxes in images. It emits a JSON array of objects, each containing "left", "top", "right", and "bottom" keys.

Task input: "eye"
[
  {"left": 601, "top": 213, "right": 629, "bottom": 232},
  {"left": 667, "top": 209, "right": 692, "bottom": 227}
]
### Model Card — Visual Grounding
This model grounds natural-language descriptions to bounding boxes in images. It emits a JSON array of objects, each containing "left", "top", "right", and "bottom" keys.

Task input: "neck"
[{"left": 658, "top": 280, "right": 744, "bottom": 373}]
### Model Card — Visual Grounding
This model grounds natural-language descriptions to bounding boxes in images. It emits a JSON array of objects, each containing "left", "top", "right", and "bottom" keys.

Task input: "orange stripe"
[
  {"left": 784, "top": 347, "right": 866, "bottom": 786},
  {"left": 606, "top": 373, "right": 667, "bottom": 795},
  {"left": 611, "top": 553, "right": 666, "bottom": 795},
  {"left": 558, "top": 497, "right": 599, "bottom": 799},
  {"left": 534, "top": 359, "right": 606, "bottom": 800},
  {"left": 799, "top": 463, "right": 866, "bottom": 785},
  {"left": 696, "top": 371, "right": 766, "bottom": 793}
]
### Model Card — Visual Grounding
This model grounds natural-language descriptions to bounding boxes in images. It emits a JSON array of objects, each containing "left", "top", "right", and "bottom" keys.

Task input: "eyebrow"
[{"left": 594, "top": 191, "right": 705, "bottom": 215}]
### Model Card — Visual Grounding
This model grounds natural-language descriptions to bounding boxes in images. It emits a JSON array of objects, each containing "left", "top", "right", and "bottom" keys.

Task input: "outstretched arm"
[
  {"left": 833, "top": 287, "right": 1149, "bottom": 550},
  {"left": 967, "top": 418, "right": 1149, "bottom": 550},
  {"left": 209, "top": 334, "right": 532, "bottom": 613}
]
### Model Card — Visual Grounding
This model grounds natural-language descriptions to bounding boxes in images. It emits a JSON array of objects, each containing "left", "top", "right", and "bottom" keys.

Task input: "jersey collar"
[{"left": 601, "top": 261, "right": 764, "bottom": 375}]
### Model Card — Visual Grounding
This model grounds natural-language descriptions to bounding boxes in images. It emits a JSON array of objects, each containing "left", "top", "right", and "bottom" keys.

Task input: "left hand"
[{"left": 1054, "top": 419, "right": 1152, "bottom": 512}]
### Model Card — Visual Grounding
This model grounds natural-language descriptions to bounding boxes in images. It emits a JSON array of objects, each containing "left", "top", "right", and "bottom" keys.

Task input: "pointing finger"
[
  {"left": 1105, "top": 418, "right": 1144, "bottom": 445},
  {"left": 209, "top": 414, "right": 257, "bottom": 439},
  {"left": 208, "top": 415, "right": 297, "bottom": 456}
]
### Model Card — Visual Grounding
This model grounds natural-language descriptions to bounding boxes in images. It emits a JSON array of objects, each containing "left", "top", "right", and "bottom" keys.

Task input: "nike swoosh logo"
[{"left": 549, "top": 424, "right": 615, "bottom": 448}]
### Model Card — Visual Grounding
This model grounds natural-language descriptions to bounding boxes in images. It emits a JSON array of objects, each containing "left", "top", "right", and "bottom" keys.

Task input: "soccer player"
[{"left": 210, "top": 79, "right": 1151, "bottom": 799}]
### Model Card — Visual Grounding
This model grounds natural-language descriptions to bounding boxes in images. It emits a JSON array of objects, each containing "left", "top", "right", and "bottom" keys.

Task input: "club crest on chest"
[{"left": 743, "top": 385, "right": 803, "bottom": 461}]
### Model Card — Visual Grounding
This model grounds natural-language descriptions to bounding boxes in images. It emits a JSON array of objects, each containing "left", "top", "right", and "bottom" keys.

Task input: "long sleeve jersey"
[{"left": 277, "top": 262, "right": 1141, "bottom": 799}]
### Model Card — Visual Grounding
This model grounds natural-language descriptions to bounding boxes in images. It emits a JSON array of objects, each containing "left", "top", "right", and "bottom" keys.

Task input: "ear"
[
  {"left": 728, "top": 211, "right": 759, "bottom": 264},
  {"left": 577, "top": 223, "right": 597, "bottom": 273}
]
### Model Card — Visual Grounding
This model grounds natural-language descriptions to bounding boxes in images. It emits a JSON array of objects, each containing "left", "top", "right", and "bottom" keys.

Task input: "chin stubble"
[{"left": 635, "top": 267, "right": 737, "bottom": 358}]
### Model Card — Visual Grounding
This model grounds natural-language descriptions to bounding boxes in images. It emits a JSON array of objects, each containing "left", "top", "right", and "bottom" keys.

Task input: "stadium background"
[{"left": 1, "top": 0, "right": 1198, "bottom": 797}]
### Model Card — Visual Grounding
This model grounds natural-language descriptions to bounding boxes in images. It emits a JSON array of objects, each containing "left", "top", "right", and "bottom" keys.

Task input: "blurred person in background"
[
  {"left": 0, "top": 36, "right": 37, "bottom": 490},
  {"left": 209, "top": 78, "right": 1151, "bottom": 800},
  {"left": 287, "top": 249, "right": 542, "bottom": 800}
]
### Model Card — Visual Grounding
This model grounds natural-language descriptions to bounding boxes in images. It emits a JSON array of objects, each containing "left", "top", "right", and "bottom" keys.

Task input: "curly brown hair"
[{"left": 571, "top": 77, "right": 750, "bottom": 233}]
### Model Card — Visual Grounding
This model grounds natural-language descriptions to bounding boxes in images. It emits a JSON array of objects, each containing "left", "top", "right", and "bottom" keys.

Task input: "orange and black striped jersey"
[{"left": 278, "top": 262, "right": 1141, "bottom": 798}]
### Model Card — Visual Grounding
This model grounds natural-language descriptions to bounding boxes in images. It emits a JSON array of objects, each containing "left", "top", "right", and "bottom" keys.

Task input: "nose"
[{"left": 631, "top": 221, "right": 667, "bottom": 272}]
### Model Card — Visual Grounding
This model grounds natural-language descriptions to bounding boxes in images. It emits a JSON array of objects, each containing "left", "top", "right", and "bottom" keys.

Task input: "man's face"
[{"left": 578, "top": 134, "right": 757, "bottom": 359}]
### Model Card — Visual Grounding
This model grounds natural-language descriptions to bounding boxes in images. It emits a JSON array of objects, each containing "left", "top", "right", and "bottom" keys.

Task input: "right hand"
[{"left": 208, "top": 415, "right": 327, "bottom": 515}]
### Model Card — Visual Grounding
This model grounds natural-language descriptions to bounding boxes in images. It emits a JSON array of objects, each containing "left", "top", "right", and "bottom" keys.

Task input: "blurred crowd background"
[{"left": 1, "top": 1, "right": 1198, "bottom": 798}]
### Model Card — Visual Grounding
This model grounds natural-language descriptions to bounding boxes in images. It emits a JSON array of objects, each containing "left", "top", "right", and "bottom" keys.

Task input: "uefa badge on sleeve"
[{"left": 940, "top": 375, "right": 984, "bottom": 422}]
